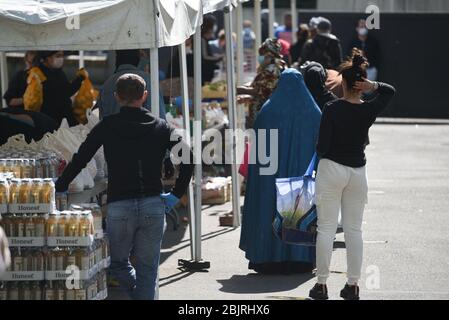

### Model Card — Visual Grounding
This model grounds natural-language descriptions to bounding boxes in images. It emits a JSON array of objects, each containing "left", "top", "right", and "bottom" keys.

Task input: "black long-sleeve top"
[
  {"left": 55, "top": 107, "right": 194, "bottom": 203},
  {"left": 316, "top": 82, "right": 396, "bottom": 167},
  {"left": 3, "top": 69, "right": 28, "bottom": 108},
  {"left": 39, "top": 63, "right": 83, "bottom": 127}
]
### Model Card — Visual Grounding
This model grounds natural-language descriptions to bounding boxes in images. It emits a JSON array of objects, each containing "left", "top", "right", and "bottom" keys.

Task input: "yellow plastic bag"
[
  {"left": 73, "top": 69, "right": 98, "bottom": 124},
  {"left": 23, "top": 67, "right": 47, "bottom": 112}
]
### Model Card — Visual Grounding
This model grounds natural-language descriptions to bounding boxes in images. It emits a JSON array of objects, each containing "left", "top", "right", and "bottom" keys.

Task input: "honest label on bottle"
[
  {"left": 47, "top": 236, "right": 93, "bottom": 247},
  {"left": 0, "top": 271, "right": 45, "bottom": 281},
  {"left": 8, "top": 203, "right": 52, "bottom": 214},
  {"left": 8, "top": 237, "right": 45, "bottom": 247}
]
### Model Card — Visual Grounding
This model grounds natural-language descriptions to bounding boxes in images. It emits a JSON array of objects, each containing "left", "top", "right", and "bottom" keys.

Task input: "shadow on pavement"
[{"left": 217, "top": 273, "right": 314, "bottom": 294}]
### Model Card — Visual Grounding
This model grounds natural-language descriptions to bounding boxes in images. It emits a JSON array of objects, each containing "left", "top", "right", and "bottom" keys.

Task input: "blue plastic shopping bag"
[{"left": 273, "top": 153, "right": 318, "bottom": 246}]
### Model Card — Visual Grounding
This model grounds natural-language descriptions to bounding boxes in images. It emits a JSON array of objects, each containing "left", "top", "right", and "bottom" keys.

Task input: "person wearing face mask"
[
  {"left": 36, "top": 51, "right": 85, "bottom": 127},
  {"left": 3, "top": 51, "right": 37, "bottom": 109},
  {"left": 237, "top": 38, "right": 286, "bottom": 128},
  {"left": 349, "top": 19, "right": 380, "bottom": 81}
]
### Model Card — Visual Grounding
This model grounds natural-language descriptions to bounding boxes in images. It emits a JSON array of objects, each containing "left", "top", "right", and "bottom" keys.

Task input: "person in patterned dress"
[{"left": 237, "top": 38, "right": 286, "bottom": 127}]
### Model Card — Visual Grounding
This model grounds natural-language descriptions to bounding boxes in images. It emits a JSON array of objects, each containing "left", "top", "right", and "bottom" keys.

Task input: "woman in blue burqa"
[{"left": 239, "top": 68, "right": 322, "bottom": 274}]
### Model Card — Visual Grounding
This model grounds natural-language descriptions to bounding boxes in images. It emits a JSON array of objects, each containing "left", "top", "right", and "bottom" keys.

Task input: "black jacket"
[
  {"left": 349, "top": 36, "right": 380, "bottom": 68},
  {"left": 39, "top": 63, "right": 83, "bottom": 127},
  {"left": 3, "top": 69, "right": 28, "bottom": 109},
  {"left": 301, "top": 34, "right": 343, "bottom": 70},
  {"left": 55, "top": 107, "right": 194, "bottom": 203}
]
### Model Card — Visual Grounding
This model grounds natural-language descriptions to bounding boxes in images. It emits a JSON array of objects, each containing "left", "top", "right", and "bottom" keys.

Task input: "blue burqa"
[{"left": 239, "top": 68, "right": 322, "bottom": 266}]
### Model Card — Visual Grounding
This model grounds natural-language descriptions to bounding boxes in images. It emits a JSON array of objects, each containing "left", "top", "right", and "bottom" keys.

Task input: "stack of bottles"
[
  {"left": 0, "top": 174, "right": 109, "bottom": 300},
  {"left": 0, "top": 147, "right": 67, "bottom": 179}
]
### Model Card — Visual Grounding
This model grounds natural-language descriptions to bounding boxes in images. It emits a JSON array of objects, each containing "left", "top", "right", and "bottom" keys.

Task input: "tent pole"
[
  {"left": 291, "top": 0, "right": 298, "bottom": 44},
  {"left": 79, "top": 50, "right": 85, "bottom": 69},
  {"left": 268, "top": 0, "right": 275, "bottom": 38},
  {"left": 0, "top": 52, "right": 8, "bottom": 108},
  {"left": 193, "top": 27, "right": 203, "bottom": 262},
  {"left": 179, "top": 42, "right": 197, "bottom": 260},
  {"left": 254, "top": 0, "right": 262, "bottom": 66},
  {"left": 236, "top": 4, "right": 244, "bottom": 86},
  {"left": 151, "top": 0, "right": 160, "bottom": 117},
  {"left": 225, "top": 6, "right": 241, "bottom": 227},
  {"left": 150, "top": 49, "right": 160, "bottom": 117}
]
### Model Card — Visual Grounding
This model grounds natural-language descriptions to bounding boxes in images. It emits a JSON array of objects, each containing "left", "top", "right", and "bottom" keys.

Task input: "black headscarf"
[{"left": 299, "top": 61, "right": 337, "bottom": 110}]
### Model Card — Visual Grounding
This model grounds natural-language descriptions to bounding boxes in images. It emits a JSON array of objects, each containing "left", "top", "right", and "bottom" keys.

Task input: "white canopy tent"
[
  {"left": 0, "top": 0, "right": 202, "bottom": 112},
  {"left": 0, "top": 0, "right": 203, "bottom": 279}
]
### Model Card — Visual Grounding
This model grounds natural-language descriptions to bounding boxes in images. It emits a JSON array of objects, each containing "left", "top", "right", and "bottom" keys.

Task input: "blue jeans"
[{"left": 106, "top": 196, "right": 166, "bottom": 300}]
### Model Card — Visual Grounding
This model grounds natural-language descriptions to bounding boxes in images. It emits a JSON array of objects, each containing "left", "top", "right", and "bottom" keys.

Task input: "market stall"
[{"left": 0, "top": 0, "right": 203, "bottom": 300}]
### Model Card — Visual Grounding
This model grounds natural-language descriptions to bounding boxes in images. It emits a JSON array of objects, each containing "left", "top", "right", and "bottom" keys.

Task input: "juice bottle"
[
  {"left": 16, "top": 214, "right": 25, "bottom": 237},
  {"left": 81, "top": 247, "right": 91, "bottom": 271},
  {"left": 31, "top": 282, "right": 43, "bottom": 300},
  {"left": 23, "top": 249, "right": 33, "bottom": 271},
  {"left": 35, "top": 158, "right": 44, "bottom": 179},
  {"left": 25, "top": 214, "right": 35, "bottom": 237},
  {"left": 67, "top": 211, "right": 80, "bottom": 237},
  {"left": 44, "top": 281, "right": 55, "bottom": 300},
  {"left": 1, "top": 214, "right": 14, "bottom": 237},
  {"left": 33, "top": 250, "right": 44, "bottom": 271},
  {"left": 46, "top": 248, "right": 56, "bottom": 271},
  {"left": 8, "top": 282, "right": 19, "bottom": 300},
  {"left": 79, "top": 211, "right": 92, "bottom": 237},
  {"left": 19, "top": 178, "right": 31, "bottom": 204},
  {"left": 9, "top": 179, "right": 20, "bottom": 204},
  {"left": 46, "top": 212, "right": 58, "bottom": 237},
  {"left": 66, "top": 248, "right": 77, "bottom": 269},
  {"left": 57, "top": 211, "right": 68, "bottom": 237},
  {"left": 33, "top": 214, "right": 46, "bottom": 238},
  {"left": 65, "top": 287, "right": 76, "bottom": 300},
  {"left": 91, "top": 204, "right": 103, "bottom": 235},
  {"left": 95, "top": 240, "right": 102, "bottom": 267},
  {"left": 0, "top": 179, "right": 8, "bottom": 204},
  {"left": 0, "top": 282, "right": 7, "bottom": 301},
  {"left": 56, "top": 281, "right": 66, "bottom": 300},
  {"left": 56, "top": 248, "right": 66, "bottom": 271},
  {"left": 0, "top": 159, "right": 6, "bottom": 173},
  {"left": 13, "top": 249, "right": 23, "bottom": 272},
  {"left": 22, "top": 282, "right": 32, "bottom": 300},
  {"left": 12, "top": 159, "right": 22, "bottom": 178},
  {"left": 30, "top": 179, "right": 42, "bottom": 204},
  {"left": 41, "top": 178, "right": 55, "bottom": 204},
  {"left": 29, "top": 159, "right": 36, "bottom": 178},
  {"left": 22, "top": 159, "right": 33, "bottom": 178}
]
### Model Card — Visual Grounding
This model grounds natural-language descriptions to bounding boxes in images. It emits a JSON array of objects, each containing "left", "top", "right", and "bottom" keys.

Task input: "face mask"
[
  {"left": 258, "top": 55, "right": 266, "bottom": 64},
  {"left": 51, "top": 57, "right": 64, "bottom": 69},
  {"left": 358, "top": 28, "right": 368, "bottom": 37}
]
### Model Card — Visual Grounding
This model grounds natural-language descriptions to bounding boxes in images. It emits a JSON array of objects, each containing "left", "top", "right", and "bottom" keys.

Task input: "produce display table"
[{"left": 67, "top": 178, "right": 108, "bottom": 205}]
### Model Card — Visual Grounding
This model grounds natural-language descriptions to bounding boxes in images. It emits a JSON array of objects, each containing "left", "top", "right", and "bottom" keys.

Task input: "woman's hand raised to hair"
[{"left": 354, "top": 78, "right": 377, "bottom": 93}]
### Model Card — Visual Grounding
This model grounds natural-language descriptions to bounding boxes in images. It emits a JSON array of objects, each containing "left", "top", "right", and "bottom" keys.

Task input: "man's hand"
[{"left": 160, "top": 192, "right": 179, "bottom": 214}]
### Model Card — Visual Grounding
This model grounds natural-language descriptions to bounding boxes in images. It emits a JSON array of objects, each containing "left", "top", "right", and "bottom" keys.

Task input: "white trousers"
[{"left": 315, "top": 159, "right": 368, "bottom": 285}]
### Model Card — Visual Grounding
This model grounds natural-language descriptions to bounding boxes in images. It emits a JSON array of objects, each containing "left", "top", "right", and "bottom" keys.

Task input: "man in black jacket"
[
  {"left": 301, "top": 18, "right": 343, "bottom": 70},
  {"left": 55, "top": 73, "right": 194, "bottom": 300},
  {"left": 38, "top": 51, "right": 84, "bottom": 127}
]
